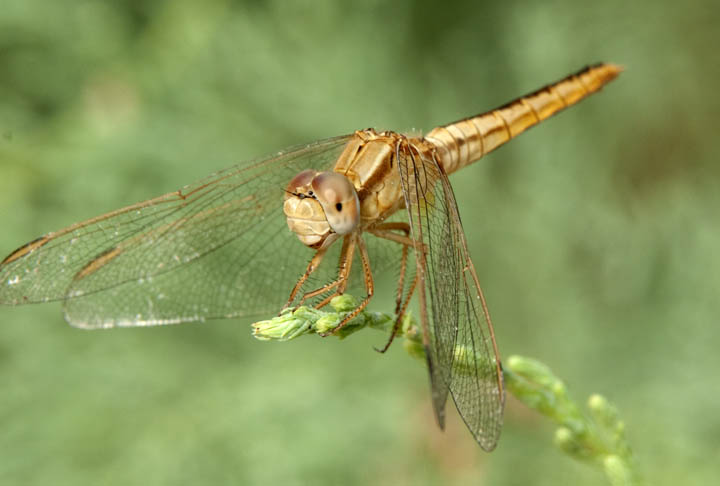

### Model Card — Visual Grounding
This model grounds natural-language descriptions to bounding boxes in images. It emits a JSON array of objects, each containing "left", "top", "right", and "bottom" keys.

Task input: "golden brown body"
[
  {"left": 425, "top": 63, "right": 621, "bottom": 174},
  {"left": 317, "top": 64, "right": 622, "bottom": 234},
  {"left": 1, "top": 62, "right": 622, "bottom": 452}
]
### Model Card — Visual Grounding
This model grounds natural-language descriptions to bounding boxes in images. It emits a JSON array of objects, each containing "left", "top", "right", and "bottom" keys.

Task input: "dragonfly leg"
[
  {"left": 368, "top": 226, "right": 428, "bottom": 253},
  {"left": 311, "top": 234, "right": 357, "bottom": 308},
  {"left": 318, "top": 234, "right": 374, "bottom": 337},
  {"left": 368, "top": 222, "right": 413, "bottom": 315},
  {"left": 375, "top": 272, "right": 420, "bottom": 353},
  {"left": 282, "top": 248, "right": 328, "bottom": 311},
  {"left": 395, "top": 240, "right": 409, "bottom": 315},
  {"left": 368, "top": 222, "right": 420, "bottom": 352},
  {"left": 295, "top": 235, "right": 356, "bottom": 308}
]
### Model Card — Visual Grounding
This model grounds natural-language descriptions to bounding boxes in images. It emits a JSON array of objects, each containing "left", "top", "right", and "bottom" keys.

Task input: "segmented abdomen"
[{"left": 425, "top": 63, "right": 622, "bottom": 175}]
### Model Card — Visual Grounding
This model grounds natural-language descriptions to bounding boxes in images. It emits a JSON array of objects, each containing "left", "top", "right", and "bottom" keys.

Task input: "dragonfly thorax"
[{"left": 283, "top": 170, "right": 360, "bottom": 249}]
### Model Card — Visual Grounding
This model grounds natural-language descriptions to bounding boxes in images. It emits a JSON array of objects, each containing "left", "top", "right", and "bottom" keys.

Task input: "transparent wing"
[
  {"left": 0, "top": 135, "right": 354, "bottom": 328},
  {"left": 398, "top": 143, "right": 504, "bottom": 451}
]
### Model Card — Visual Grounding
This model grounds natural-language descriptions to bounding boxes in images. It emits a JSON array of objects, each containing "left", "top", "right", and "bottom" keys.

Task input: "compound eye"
[
  {"left": 311, "top": 172, "right": 360, "bottom": 235},
  {"left": 285, "top": 170, "right": 318, "bottom": 198}
]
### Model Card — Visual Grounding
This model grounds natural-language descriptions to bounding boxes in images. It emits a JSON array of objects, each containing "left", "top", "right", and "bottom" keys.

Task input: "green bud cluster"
[
  {"left": 252, "top": 294, "right": 400, "bottom": 341},
  {"left": 505, "top": 356, "right": 641, "bottom": 486},
  {"left": 253, "top": 295, "right": 641, "bottom": 485}
]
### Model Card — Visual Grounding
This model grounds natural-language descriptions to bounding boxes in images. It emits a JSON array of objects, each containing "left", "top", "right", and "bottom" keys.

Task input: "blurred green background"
[{"left": 1, "top": 1, "right": 718, "bottom": 484}]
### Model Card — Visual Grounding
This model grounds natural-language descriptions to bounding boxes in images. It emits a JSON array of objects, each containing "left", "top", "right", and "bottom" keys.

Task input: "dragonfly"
[{"left": 0, "top": 63, "right": 621, "bottom": 451}]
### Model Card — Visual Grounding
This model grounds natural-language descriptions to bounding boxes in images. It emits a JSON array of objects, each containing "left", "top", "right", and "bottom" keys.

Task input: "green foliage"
[
  {"left": 505, "top": 357, "right": 640, "bottom": 486},
  {"left": 252, "top": 294, "right": 410, "bottom": 340},
  {"left": 253, "top": 296, "right": 641, "bottom": 485}
]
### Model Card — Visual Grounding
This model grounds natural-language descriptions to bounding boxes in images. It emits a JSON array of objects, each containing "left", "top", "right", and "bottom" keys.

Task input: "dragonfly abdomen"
[{"left": 425, "top": 63, "right": 622, "bottom": 175}]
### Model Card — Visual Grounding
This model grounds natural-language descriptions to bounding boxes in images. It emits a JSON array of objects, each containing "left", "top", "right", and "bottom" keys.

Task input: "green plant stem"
[{"left": 252, "top": 295, "right": 641, "bottom": 486}]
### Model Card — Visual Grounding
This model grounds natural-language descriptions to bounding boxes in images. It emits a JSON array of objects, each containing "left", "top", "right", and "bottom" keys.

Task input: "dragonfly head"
[{"left": 284, "top": 170, "right": 360, "bottom": 249}]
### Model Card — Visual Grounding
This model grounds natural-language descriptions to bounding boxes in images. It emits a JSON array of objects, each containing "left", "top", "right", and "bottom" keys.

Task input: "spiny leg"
[
  {"left": 311, "top": 236, "right": 356, "bottom": 309},
  {"left": 395, "top": 243, "right": 409, "bottom": 315},
  {"left": 300, "top": 234, "right": 356, "bottom": 309},
  {"left": 369, "top": 222, "right": 414, "bottom": 315},
  {"left": 282, "top": 248, "right": 328, "bottom": 311},
  {"left": 369, "top": 222, "right": 422, "bottom": 352},
  {"left": 368, "top": 228, "right": 416, "bottom": 248},
  {"left": 397, "top": 272, "right": 419, "bottom": 318},
  {"left": 375, "top": 272, "right": 420, "bottom": 353},
  {"left": 319, "top": 234, "right": 374, "bottom": 337},
  {"left": 296, "top": 279, "right": 343, "bottom": 307}
]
